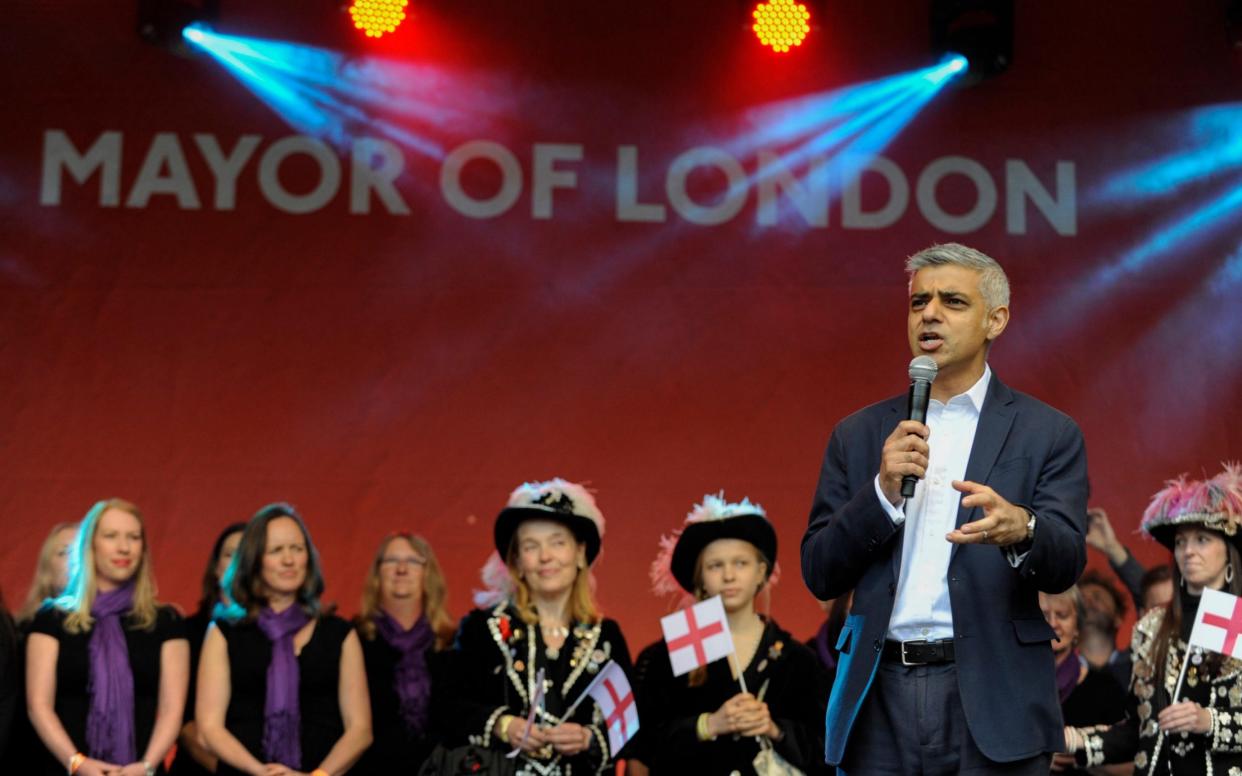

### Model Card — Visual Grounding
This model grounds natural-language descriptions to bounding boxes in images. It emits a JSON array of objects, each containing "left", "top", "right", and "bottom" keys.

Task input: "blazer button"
[
  {"left": 873, "top": 639, "right": 882, "bottom": 652},
  {"left": 888, "top": 582, "right": 896, "bottom": 595}
]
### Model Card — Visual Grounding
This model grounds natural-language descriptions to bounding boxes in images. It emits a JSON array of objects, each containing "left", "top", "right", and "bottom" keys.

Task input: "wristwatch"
[
  {"left": 142, "top": 762, "right": 156, "bottom": 776},
  {"left": 1025, "top": 510, "right": 1036, "bottom": 541}
]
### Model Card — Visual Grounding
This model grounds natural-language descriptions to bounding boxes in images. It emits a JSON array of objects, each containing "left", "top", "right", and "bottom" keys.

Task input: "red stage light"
[
  {"left": 348, "top": 0, "right": 409, "bottom": 39},
  {"left": 752, "top": 0, "right": 811, "bottom": 53}
]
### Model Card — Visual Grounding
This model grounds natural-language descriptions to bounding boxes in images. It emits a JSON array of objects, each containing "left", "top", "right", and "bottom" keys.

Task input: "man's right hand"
[{"left": 879, "top": 420, "right": 930, "bottom": 506}]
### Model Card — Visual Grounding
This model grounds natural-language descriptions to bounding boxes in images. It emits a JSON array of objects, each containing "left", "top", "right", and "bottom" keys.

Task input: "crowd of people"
[
  {"left": 0, "top": 244, "right": 1237, "bottom": 776},
  {"left": 0, "top": 467, "right": 1235, "bottom": 776}
]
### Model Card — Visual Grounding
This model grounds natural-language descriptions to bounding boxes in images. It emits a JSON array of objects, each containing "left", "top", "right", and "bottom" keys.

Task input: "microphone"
[{"left": 901, "top": 355, "right": 939, "bottom": 499}]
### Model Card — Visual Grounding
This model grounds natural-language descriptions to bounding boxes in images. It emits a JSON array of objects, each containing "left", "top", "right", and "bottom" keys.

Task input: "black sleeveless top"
[
  {"left": 214, "top": 615, "right": 351, "bottom": 775},
  {"left": 28, "top": 605, "right": 186, "bottom": 775}
]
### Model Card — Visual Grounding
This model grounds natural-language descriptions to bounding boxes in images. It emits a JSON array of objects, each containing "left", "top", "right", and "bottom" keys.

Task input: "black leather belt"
[{"left": 882, "top": 638, "right": 955, "bottom": 665}]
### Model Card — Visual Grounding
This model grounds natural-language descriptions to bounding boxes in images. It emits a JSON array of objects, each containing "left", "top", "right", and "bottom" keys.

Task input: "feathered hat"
[
  {"left": 493, "top": 478, "right": 605, "bottom": 564},
  {"left": 474, "top": 478, "right": 605, "bottom": 608},
  {"left": 1140, "top": 463, "right": 1242, "bottom": 550},
  {"left": 650, "top": 492, "right": 779, "bottom": 596}
]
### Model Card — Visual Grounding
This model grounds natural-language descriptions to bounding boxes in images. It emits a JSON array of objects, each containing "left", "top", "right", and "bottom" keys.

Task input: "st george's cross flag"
[
  {"left": 660, "top": 595, "right": 734, "bottom": 677},
  {"left": 585, "top": 661, "right": 640, "bottom": 755},
  {"left": 1189, "top": 588, "right": 1242, "bottom": 658}
]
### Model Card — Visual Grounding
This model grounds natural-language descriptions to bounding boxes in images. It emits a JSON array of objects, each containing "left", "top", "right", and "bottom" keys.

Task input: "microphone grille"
[{"left": 908, "top": 355, "right": 938, "bottom": 383}]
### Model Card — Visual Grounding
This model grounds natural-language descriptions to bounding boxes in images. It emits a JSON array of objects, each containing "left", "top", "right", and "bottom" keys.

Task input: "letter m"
[{"left": 41, "top": 130, "right": 122, "bottom": 206}]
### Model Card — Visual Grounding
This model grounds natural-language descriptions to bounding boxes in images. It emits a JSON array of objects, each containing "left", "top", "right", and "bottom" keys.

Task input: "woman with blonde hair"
[
  {"left": 630, "top": 494, "right": 827, "bottom": 775},
  {"left": 438, "top": 478, "right": 631, "bottom": 776},
  {"left": 18, "top": 522, "right": 77, "bottom": 624},
  {"left": 196, "top": 503, "right": 371, "bottom": 776},
  {"left": 352, "top": 533, "right": 454, "bottom": 774},
  {"left": 26, "top": 499, "right": 189, "bottom": 776}
]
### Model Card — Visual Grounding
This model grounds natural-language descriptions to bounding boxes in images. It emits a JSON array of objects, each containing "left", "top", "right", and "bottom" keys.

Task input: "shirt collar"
[{"left": 934, "top": 364, "right": 991, "bottom": 413}]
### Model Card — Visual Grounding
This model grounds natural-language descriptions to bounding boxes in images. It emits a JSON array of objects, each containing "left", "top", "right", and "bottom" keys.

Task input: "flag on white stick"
[
  {"left": 660, "top": 595, "right": 734, "bottom": 677},
  {"left": 586, "top": 661, "right": 639, "bottom": 755},
  {"left": 1189, "top": 588, "right": 1242, "bottom": 658}
]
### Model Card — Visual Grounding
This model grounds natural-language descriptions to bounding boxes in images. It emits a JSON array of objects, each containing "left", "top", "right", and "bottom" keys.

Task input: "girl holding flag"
[
  {"left": 630, "top": 494, "right": 827, "bottom": 775},
  {"left": 438, "top": 478, "right": 631, "bottom": 776},
  {"left": 1063, "top": 464, "right": 1242, "bottom": 774}
]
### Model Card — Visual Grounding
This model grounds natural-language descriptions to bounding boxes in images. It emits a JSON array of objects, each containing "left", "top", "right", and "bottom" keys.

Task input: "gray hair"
[{"left": 905, "top": 243, "right": 1011, "bottom": 311}]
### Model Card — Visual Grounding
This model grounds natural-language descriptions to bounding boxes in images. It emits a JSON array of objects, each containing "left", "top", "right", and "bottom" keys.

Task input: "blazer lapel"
[{"left": 950, "top": 376, "right": 1015, "bottom": 559}]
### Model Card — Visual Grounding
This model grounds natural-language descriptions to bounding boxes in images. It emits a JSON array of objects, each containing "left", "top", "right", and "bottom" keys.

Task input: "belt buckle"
[{"left": 900, "top": 639, "right": 922, "bottom": 666}]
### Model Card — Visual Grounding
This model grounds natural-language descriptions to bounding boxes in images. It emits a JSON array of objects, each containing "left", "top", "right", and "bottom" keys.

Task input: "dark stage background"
[{"left": 2, "top": 0, "right": 1240, "bottom": 648}]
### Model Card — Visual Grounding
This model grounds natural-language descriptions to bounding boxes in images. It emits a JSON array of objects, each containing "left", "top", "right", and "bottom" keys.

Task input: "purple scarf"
[
  {"left": 1056, "top": 650, "right": 1083, "bottom": 704},
  {"left": 258, "top": 605, "right": 311, "bottom": 768},
  {"left": 87, "top": 582, "right": 136, "bottom": 764},
  {"left": 376, "top": 612, "right": 434, "bottom": 735}
]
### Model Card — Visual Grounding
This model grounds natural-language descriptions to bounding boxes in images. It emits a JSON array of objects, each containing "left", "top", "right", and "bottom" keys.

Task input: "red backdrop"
[{"left": 2, "top": 0, "right": 1239, "bottom": 648}]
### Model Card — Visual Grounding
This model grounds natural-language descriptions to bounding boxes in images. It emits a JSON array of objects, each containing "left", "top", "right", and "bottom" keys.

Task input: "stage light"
[
  {"left": 752, "top": 0, "right": 812, "bottom": 54},
  {"left": 137, "top": 0, "right": 218, "bottom": 49},
  {"left": 930, "top": 0, "right": 1013, "bottom": 84},
  {"left": 183, "top": 23, "right": 207, "bottom": 44},
  {"left": 348, "top": 0, "right": 409, "bottom": 39}
]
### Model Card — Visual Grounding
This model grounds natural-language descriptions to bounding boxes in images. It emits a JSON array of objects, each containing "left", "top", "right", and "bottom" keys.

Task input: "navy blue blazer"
[{"left": 800, "top": 374, "right": 1088, "bottom": 766}]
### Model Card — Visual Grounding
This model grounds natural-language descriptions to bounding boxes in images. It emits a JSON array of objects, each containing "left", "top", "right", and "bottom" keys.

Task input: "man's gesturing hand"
[
  {"left": 878, "top": 420, "right": 930, "bottom": 506},
  {"left": 946, "top": 480, "right": 1030, "bottom": 546}
]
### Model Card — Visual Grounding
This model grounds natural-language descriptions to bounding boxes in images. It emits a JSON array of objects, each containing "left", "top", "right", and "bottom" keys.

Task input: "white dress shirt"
[{"left": 874, "top": 366, "right": 992, "bottom": 642}]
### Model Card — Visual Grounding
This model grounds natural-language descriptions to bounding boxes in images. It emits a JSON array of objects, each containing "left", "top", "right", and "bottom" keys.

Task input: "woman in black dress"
[
  {"left": 196, "top": 503, "right": 371, "bottom": 776},
  {"left": 440, "top": 478, "right": 631, "bottom": 776},
  {"left": 26, "top": 498, "right": 189, "bottom": 776},
  {"left": 631, "top": 494, "right": 828, "bottom": 775},
  {"left": 169, "top": 522, "right": 246, "bottom": 776},
  {"left": 352, "top": 532, "right": 455, "bottom": 774},
  {"left": 1062, "top": 465, "right": 1242, "bottom": 775}
]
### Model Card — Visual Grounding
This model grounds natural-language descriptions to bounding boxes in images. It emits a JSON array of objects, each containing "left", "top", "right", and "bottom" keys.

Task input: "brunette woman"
[
  {"left": 196, "top": 503, "right": 371, "bottom": 776},
  {"left": 631, "top": 494, "right": 827, "bottom": 775},
  {"left": 439, "top": 479, "right": 631, "bottom": 776},
  {"left": 1063, "top": 465, "right": 1242, "bottom": 774},
  {"left": 169, "top": 522, "right": 246, "bottom": 776},
  {"left": 26, "top": 499, "right": 189, "bottom": 776},
  {"left": 352, "top": 533, "right": 455, "bottom": 774}
]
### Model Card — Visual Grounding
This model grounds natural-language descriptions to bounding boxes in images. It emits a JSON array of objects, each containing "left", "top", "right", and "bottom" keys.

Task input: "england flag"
[
  {"left": 660, "top": 595, "right": 734, "bottom": 677},
  {"left": 586, "top": 661, "right": 639, "bottom": 755},
  {"left": 1189, "top": 587, "right": 1242, "bottom": 658}
]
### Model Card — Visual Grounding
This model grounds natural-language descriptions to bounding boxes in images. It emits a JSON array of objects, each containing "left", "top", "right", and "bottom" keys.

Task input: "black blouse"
[
  {"left": 28, "top": 604, "right": 186, "bottom": 775},
  {"left": 213, "top": 614, "right": 352, "bottom": 776},
  {"left": 351, "top": 627, "right": 445, "bottom": 775},
  {"left": 441, "top": 603, "right": 633, "bottom": 776},
  {"left": 631, "top": 618, "right": 830, "bottom": 775}
]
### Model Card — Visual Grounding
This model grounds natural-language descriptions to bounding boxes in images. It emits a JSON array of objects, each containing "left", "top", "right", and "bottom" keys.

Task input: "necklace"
[{"left": 540, "top": 621, "right": 569, "bottom": 660}]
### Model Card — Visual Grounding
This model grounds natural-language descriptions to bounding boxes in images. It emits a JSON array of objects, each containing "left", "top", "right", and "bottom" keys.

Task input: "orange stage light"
[
  {"left": 348, "top": 0, "right": 409, "bottom": 39},
  {"left": 752, "top": 0, "right": 812, "bottom": 53}
]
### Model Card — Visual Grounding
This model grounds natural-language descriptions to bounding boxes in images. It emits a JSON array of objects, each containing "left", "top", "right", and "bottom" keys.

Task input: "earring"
[{"left": 1228, "top": 564, "right": 1235, "bottom": 584}]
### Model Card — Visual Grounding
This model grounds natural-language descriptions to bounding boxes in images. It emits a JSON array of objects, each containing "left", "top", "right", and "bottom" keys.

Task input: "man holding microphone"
[{"left": 801, "top": 243, "right": 1089, "bottom": 775}]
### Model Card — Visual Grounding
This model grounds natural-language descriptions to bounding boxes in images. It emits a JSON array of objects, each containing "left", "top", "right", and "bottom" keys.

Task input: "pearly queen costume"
[
  {"left": 440, "top": 479, "right": 632, "bottom": 776},
  {"left": 1069, "top": 464, "right": 1242, "bottom": 776}
]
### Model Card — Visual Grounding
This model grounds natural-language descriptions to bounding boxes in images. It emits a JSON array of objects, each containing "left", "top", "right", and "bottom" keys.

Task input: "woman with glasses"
[{"left": 351, "top": 533, "right": 455, "bottom": 775}]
